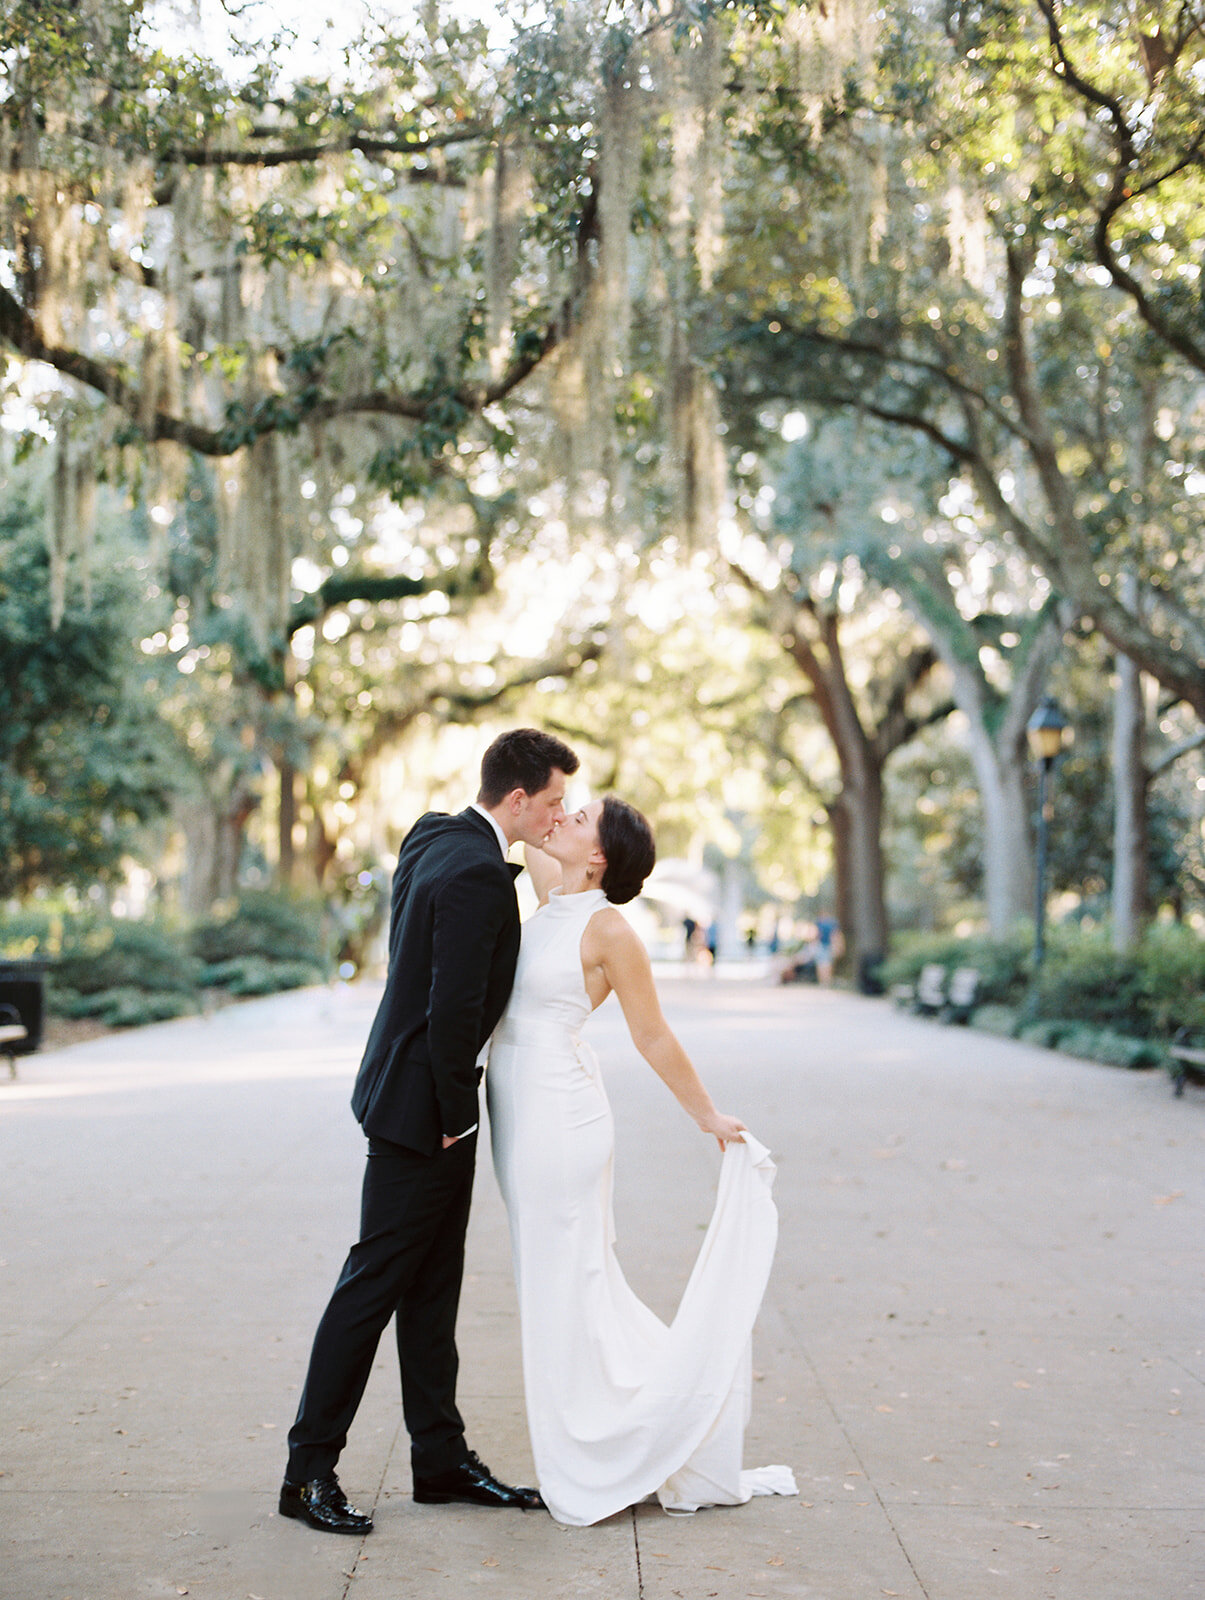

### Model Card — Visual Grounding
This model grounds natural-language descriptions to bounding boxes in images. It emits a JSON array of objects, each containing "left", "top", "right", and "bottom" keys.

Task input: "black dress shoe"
[
  {"left": 413, "top": 1450, "right": 544, "bottom": 1509},
  {"left": 279, "top": 1473, "right": 374, "bottom": 1534}
]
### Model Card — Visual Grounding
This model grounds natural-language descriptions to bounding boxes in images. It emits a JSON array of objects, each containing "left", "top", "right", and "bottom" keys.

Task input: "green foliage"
[
  {"left": 0, "top": 503, "right": 177, "bottom": 900},
  {"left": 0, "top": 905, "right": 63, "bottom": 959},
  {"left": 1032, "top": 934, "right": 1148, "bottom": 1033},
  {"left": 189, "top": 890, "right": 333, "bottom": 973},
  {"left": 198, "top": 956, "right": 326, "bottom": 996},
  {"left": 881, "top": 929, "right": 1031, "bottom": 1006},
  {"left": 969, "top": 1004, "right": 1021, "bottom": 1038},
  {"left": 6, "top": 894, "right": 333, "bottom": 1031},
  {"left": 1055, "top": 1026, "right": 1165, "bottom": 1072},
  {"left": 53, "top": 986, "right": 195, "bottom": 1027},
  {"left": 884, "top": 921, "right": 1205, "bottom": 1046},
  {"left": 51, "top": 918, "right": 199, "bottom": 998},
  {"left": 1134, "top": 922, "right": 1205, "bottom": 1034},
  {"left": 1017, "top": 1019, "right": 1074, "bottom": 1050}
]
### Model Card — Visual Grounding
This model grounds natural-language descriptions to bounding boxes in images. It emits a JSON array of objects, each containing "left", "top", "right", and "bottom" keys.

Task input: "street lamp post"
[{"left": 1026, "top": 695, "right": 1073, "bottom": 976}]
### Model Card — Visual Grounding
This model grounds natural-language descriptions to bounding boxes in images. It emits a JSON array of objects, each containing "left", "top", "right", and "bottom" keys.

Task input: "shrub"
[
  {"left": 969, "top": 1004, "right": 1021, "bottom": 1038},
  {"left": 1032, "top": 931, "right": 1147, "bottom": 1032},
  {"left": 50, "top": 918, "right": 198, "bottom": 999},
  {"left": 199, "top": 956, "right": 325, "bottom": 996},
  {"left": 881, "top": 929, "right": 1030, "bottom": 1005},
  {"left": 1135, "top": 923, "right": 1205, "bottom": 1035},
  {"left": 1017, "top": 1019, "right": 1072, "bottom": 1049},
  {"left": 885, "top": 918, "right": 1204, "bottom": 1068},
  {"left": 51, "top": 985, "right": 194, "bottom": 1026},
  {"left": 191, "top": 891, "right": 333, "bottom": 973},
  {"left": 1056, "top": 1025, "right": 1163, "bottom": 1071},
  {"left": 0, "top": 905, "right": 62, "bottom": 959},
  {"left": 99, "top": 989, "right": 195, "bottom": 1027}
]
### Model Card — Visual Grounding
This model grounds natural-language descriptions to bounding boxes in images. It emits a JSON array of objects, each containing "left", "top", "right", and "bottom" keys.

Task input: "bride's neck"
[{"left": 560, "top": 867, "right": 598, "bottom": 895}]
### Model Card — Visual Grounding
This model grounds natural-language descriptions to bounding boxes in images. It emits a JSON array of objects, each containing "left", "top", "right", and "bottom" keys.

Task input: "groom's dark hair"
[{"left": 477, "top": 727, "right": 579, "bottom": 806}]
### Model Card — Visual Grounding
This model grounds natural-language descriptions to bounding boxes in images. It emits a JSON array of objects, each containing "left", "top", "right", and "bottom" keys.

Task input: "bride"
[{"left": 486, "top": 794, "right": 796, "bottom": 1527}]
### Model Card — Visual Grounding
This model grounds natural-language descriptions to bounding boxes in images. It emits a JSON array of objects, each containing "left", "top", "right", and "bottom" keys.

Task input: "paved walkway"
[{"left": 1, "top": 976, "right": 1201, "bottom": 1600}]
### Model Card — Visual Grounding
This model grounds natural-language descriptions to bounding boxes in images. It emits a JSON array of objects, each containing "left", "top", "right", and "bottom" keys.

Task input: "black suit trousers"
[{"left": 286, "top": 1133, "right": 477, "bottom": 1483}]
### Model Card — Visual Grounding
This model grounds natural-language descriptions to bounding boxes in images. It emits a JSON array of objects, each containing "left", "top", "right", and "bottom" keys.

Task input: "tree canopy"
[{"left": 2, "top": 0, "right": 1203, "bottom": 941}]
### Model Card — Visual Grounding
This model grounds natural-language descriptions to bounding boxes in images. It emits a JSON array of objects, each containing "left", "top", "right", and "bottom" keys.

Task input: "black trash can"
[{"left": 857, "top": 952, "right": 886, "bottom": 996}]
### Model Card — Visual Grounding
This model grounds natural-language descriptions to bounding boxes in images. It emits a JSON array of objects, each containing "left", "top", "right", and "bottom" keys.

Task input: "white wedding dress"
[{"left": 486, "top": 887, "right": 796, "bottom": 1527}]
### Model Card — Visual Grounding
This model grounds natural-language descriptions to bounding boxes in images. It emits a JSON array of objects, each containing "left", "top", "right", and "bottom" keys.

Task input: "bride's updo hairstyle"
[{"left": 597, "top": 796, "right": 656, "bottom": 906}]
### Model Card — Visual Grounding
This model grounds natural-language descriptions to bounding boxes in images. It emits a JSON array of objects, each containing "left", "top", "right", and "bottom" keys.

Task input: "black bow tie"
[{"left": 508, "top": 863, "right": 524, "bottom": 880}]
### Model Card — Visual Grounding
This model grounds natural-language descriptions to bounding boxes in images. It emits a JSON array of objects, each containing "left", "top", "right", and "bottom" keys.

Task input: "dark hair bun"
[{"left": 597, "top": 795, "right": 655, "bottom": 905}]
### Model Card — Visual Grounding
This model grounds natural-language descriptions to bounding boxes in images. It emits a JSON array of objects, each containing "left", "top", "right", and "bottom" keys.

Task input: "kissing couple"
[{"left": 281, "top": 727, "right": 795, "bottom": 1530}]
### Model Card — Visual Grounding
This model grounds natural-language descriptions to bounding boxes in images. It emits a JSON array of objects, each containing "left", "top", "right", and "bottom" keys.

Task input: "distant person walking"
[{"left": 814, "top": 913, "right": 841, "bottom": 984}]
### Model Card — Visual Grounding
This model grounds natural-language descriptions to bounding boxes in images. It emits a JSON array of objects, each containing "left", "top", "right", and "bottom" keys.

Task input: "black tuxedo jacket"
[{"left": 351, "top": 808, "right": 522, "bottom": 1156}]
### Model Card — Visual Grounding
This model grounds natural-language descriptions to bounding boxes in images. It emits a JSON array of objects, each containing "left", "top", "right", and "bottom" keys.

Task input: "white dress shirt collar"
[{"left": 469, "top": 802, "right": 510, "bottom": 859}]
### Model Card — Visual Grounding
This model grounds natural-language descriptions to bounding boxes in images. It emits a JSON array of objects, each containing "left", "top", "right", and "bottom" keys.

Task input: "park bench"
[
  {"left": 913, "top": 963, "right": 948, "bottom": 1016},
  {"left": 891, "top": 963, "right": 980, "bottom": 1025},
  {"left": 943, "top": 966, "right": 981, "bottom": 1025},
  {"left": 0, "top": 962, "right": 47, "bottom": 1080},
  {"left": 1169, "top": 1027, "right": 1205, "bottom": 1099}
]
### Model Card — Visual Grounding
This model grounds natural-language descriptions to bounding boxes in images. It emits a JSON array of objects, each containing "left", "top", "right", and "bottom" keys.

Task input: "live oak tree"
[
  {"left": 706, "top": 0, "right": 1205, "bottom": 941},
  {"left": 725, "top": 417, "right": 955, "bottom": 968},
  {"left": 0, "top": 498, "right": 177, "bottom": 899},
  {"left": 3, "top": 0, "right": 862, "bottom": 906},
  {"left": 711, "top": 0, "right": 1205, "bottom": 717}
]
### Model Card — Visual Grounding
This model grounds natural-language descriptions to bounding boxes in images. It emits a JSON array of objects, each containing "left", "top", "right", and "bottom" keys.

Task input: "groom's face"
[{"left": 510, "top": 769, "right": 569, "bottom": 847}]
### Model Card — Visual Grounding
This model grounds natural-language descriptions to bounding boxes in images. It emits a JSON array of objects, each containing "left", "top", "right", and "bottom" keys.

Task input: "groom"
[{"left": 281, "top": 727, "right": 579, "bottom": 1534}]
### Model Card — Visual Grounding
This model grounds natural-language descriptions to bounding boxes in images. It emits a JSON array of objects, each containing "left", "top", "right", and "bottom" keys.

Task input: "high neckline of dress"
[{"left": 545, "top": 887, "right": 608, "bottom": 914}]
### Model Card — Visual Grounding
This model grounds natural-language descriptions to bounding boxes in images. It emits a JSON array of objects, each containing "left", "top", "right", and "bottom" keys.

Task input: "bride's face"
[{"left": 548, "top": 798, "right": 605, "bottom": 872}]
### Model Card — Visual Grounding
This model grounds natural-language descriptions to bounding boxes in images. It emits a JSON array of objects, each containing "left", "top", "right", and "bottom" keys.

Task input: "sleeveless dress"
[{"left": 486, "top": 887, "right": 796, "bottom": 1527}]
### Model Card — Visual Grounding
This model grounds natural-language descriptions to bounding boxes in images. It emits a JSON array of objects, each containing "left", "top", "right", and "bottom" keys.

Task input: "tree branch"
[
  {"left": 1034, "top": 0, "right": 1205, "bottom": 372},
  {"left": 0, "top": 282, "right": 563, "bottom": 457},
  {"left": 159, "top": 122, "right": 494, "bottom": 168},
  {"left": 1149, "top": 725, "right": 1205, "bottom": 777}
]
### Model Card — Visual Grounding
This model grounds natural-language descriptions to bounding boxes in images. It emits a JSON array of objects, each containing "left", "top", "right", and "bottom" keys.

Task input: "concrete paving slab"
[
  {"left": 2, "top": 977, "right": 1203, "bottom": 1600},
  {"left": 632, "top": 1499, "right": 926, "bottom": 1600},
  {"left": 894, "top": 1505, "right": 1201, "bottom": 1600}
]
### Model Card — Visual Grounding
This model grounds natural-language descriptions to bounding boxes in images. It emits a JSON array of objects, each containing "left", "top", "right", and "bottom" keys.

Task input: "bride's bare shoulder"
[{"left": 587, "top": 904, "right": 645, "bottom": 956}]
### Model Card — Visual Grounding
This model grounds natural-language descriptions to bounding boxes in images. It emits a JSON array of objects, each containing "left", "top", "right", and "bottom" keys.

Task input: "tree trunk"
[
  {"left": 278, "top": 758, "right": 297, "bottom": 885},
  {"left": 894, "top": 575, "right": 1066, "bottom": 939},
  {"left": 175, "top": 774, "right": 259, "bottom": 916},
  {"left": 830, "top": 762, "right": 889, "bottom": 971},
  {"left": 733, "top": 565, "right": 944, "bottom": 976},
  {"left": 964, "top": 723, "right": 1033, "bottom": 936},
  {"left": 1112, "top": 632, "right": 1149, "bottom": 950}
]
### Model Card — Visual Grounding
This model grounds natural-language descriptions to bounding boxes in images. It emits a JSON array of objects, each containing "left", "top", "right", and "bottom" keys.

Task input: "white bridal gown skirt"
[{"left": 487, "top": 1013, "right": 795, "bottom": 1527}]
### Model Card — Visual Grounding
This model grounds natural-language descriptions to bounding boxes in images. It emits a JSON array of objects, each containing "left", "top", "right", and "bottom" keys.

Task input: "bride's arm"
[
  {"left": 523, "top": 842, "right": 562, "bottom": 907},
  {"left": 596, "top": 915, "right": 745, "bottom": 1147}
]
